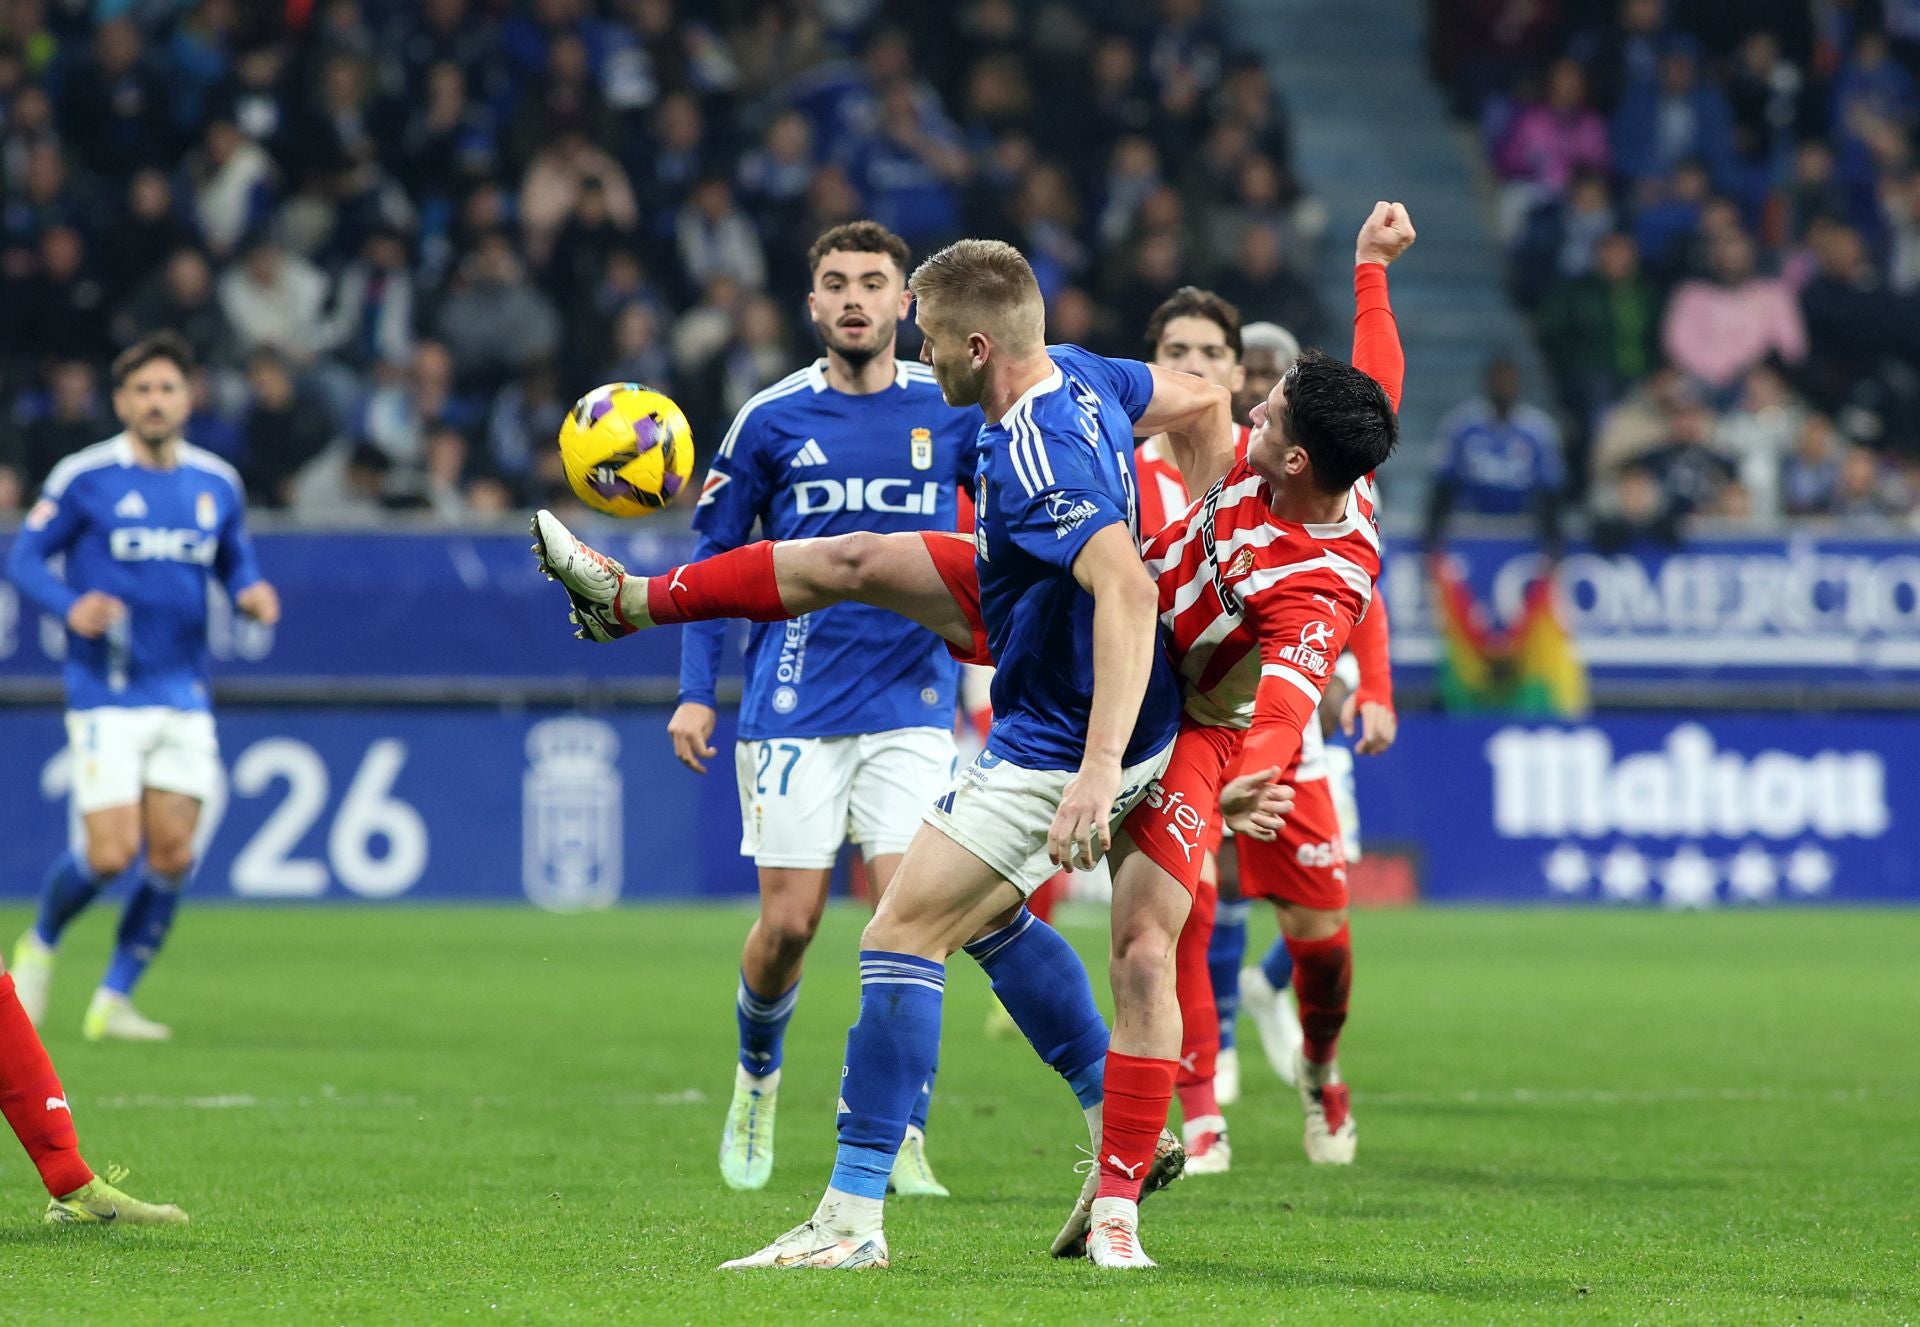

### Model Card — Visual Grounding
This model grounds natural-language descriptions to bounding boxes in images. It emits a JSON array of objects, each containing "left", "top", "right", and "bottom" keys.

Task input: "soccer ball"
[{"left": 557, "top": 383, "right": 695, "bottom": 518}]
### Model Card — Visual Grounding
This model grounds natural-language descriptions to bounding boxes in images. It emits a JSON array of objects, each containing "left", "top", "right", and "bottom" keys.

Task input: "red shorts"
[
  {"left": 1121, "top": 720, "right": 1235, "bottom": 897},
  {"left": 1235, "top": 775, "right": 1348, "bottom": 911},
  {"left": 920, "top": 531, "right": 992, "bottom": 667}
]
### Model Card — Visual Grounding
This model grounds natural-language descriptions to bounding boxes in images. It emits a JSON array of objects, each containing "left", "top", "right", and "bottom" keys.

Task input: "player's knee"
[
  {"left": 824, "top": 531, "right": 888, "bottom": 596},
  {"left": 1280, "top": 906, "right": 1349, "bottom": 941},
  {"left": 85, "top": 834, "right": 138, "bottom": 878},
  {"left": 1110, "top": 926, "right": 1178, "bottom": 993},
  {"left": 860, "top": 909, "right": 943, "bottom": 959},
  {"left": 146, "top": 839, "right": 195, "bottom": 880},
  {"left": 761, "top": 908, "right": 822, "bottom": 961}
]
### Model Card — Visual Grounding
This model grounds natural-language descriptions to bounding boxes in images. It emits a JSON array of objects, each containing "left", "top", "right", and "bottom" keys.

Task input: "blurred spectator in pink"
[
  {"left": 1495, "top": 59, "right": 1611, "bottom": 237},
  {"left": 1660, "top": 228, "right": 1805, "bottom": 394}
]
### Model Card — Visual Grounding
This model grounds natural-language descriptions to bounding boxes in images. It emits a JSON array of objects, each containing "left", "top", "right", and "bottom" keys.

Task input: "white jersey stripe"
[
  {"left": 41, "top": 435, "right": 130, "bottom": 499},
  {"left": 1261, "top": 662, "right": 1324, "bottom": 704},
  {"left": 717, "top": 371, "right": 814, "bottom": 459}
]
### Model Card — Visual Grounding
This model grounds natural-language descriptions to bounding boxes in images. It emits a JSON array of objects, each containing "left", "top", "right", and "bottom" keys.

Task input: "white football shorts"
[
  {"left": 65, "top": 706, "right": 221, "bottom": 814},
  {"left": 735, "top": 726, "right": 959, "bottom": 870},
  {"left": 923, "top": 740, "right": 1174, "bottom": 897}
]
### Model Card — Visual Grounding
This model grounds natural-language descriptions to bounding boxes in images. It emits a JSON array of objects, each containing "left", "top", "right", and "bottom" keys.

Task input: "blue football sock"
[
  {"left": 1260, "top": 933, "right": 1295, "bottom": 992},
  {"left": 829, "top": 951, "right": 945, "bottom": 1201},
  {"left": 33, "top": 851, "right": 105, "bottom": 948},
  {"left": 735, "top": 971, "right": 800, "bottom": 1078},
  {"left": 963, "top": 908, "right": 1108, "bottom": 1108},
  {"left": 1210, "top": 898, "right": 1252, "bottom": 1052},
  {"left": 908, "top": 1060, "right": 936, "bottom": 1133},
  {"left": 101, "top": 869, "right": 185, "bottom": 996}
]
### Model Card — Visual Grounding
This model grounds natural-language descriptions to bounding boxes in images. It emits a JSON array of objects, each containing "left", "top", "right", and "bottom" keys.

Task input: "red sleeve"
[
  {"left": 1346, "top": 592, "right": 1393, "bottom": 711},
  {"left": 1236, "top": 577, "right": 1357, "bottom": 776},
  {"left": 955, "top": 482, "right": 976, "bottom": 534},
  {"left": 1352, "top": 263, "right": 1403, "bottom": 413}
]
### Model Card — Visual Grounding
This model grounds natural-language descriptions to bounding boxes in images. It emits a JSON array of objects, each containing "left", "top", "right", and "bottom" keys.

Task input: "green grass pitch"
[{"left": 0, "top": 904, "right": 1915, "bottom": 1324}]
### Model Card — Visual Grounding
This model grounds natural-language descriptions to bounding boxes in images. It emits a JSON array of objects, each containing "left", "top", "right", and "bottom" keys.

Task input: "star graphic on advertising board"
[
  {"left": 1784, "top": 845, "right": 1835, "bottom": 896},
  {"left": 1657, "top": 845, "right": 1719, "bottom": 910},
  {"left": 1597, "top": 845, "right": 1651, "bottom": 902},
  {"left": 1725, "top": 845, "right": 1778, "bottom": 903},
  {"left": 1543, "top": 844, "right": 1590, "bottom": 895}
]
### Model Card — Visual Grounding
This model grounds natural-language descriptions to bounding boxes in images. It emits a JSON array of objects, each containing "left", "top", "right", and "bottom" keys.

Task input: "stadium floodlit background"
[{"left": 0, "top": 0, "right": 1916, "bottom": 1321}]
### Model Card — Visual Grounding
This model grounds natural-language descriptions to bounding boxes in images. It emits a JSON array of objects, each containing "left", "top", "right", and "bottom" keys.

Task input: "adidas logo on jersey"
[
  {"left": 114, "top": 490, "right": 149, "bottom": 519},
  {"left": 789, "top": 439, "right": 829, "bottom": 468}
]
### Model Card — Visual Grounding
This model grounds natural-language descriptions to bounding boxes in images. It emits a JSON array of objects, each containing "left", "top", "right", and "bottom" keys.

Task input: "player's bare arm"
[
  {"left": 1133, "top": 368, "right": 1236, "bottom": 499},
  {"left": 1048, "top": 523, "right": 1162, "bottom": 870}
]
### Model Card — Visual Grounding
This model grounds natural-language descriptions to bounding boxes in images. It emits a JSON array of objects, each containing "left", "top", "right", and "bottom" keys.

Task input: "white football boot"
[
  {"left": 1085, "top": 1197, "right": 1156, "bottom": 1269},
  {"left": 82, "top": 990, "right": 171, "bottom": 1042},
  {"left": 10, "top": 930, "right": 56, "bottom": 1026},
  {"left": 1241, "top": 965, "right": 1304, "bottom": 1087},
  {"left": 1214, "top": 1044, "right": 1241, "bottom": 1105},
  {"left": 1181, "top": 1114, "right": 1232, "bottom": 1175},
  {"left": 530, "top": 510, "right": 648, "bottom": 641},
  {"left": 718, "top": 1067, "right": 778, "bottom": 1191},
  {"left": 887, "top": 1124, "right": 950, "bottom": 1197},
  {"left": 1296, "top": 1052, "right": 1357, "bottom": 1165},
  {"left": 1051, "top": 1128, "right": 1185, "bottom": 1259},
  {"left": 720, "top": 1217, "right": 889, "bottom": 1270}
]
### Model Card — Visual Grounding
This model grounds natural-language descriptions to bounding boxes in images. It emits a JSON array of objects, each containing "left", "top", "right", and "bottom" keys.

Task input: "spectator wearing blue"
[
  {"left": 1424, "top": 355, "right": 1566, "bottom": 555},
  {"left": 835, "top": 82, "right": 969, "bottom": 247},
  {"left": 1612, "top": 39, "right": 1736, "bottom": 189}
]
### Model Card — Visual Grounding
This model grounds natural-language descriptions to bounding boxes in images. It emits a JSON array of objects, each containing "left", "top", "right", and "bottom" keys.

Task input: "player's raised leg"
[{"left": 533, "top": 514, "right": 981, "bottom": 654}]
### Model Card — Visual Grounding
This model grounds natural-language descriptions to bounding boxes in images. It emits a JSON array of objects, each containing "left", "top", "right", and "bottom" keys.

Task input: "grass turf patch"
[{"left": 0, "top": 904, "right": 1915, "bottom": 1324}]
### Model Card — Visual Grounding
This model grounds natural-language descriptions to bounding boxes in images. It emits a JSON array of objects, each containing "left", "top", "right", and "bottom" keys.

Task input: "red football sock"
[
  {"left": 1174, "top": 878, "right": 1220, "bottom": 1123},
  {"left": 0, "top": 974, "right": 91, "bottom": 1197},
  {"left": 1285, "top": 924, "right": 1353, "bottom": 1066},
  {"left": 1096, "top": 1052, "right": 1176, "bottom": 1200},
  {"left": 1026, "top": 873, "right": 1067, "bottom": 926},
  {"left": 646, "top": 541, "right": 789, "bottom": 624}
]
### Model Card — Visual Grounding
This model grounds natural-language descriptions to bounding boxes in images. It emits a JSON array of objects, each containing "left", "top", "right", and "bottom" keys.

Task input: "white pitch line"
[
  {"left": 88, "top": 1088, "right": 710, "bottom": 1111},
  {"left": 86, "top": 1085, "right": 1906, "bottom": 1113},
  {"left": 1350, "top": 1085, "right": 1889, "bottom": 1108}
]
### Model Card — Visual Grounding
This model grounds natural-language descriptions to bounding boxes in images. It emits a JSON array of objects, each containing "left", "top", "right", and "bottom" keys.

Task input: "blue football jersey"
[
  {"left": 973, "top": 345, "right": 1181, "bottom": 771},
  {"left": 6, "top": 434, "right": 264, "bottom": 712},
  {"left": 680, "top": 359, "right": 981, "bottom": 740}
]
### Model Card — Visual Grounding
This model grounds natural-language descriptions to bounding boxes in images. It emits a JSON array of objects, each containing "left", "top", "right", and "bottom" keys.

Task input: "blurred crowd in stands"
[
  {"left": 1429, "top": 0, "right": 1920, "bottom": 543},
  {"left": 0, "top": 0, "right": 1319, "bottom": 523}
]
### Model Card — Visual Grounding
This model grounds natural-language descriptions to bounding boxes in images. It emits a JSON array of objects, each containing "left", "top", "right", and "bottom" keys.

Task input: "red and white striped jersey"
[
  {"left": 1135, "top": 425, "right": 1251, "bottom": 541},
  {"left": 1141, "top": 457, "right": 1382, "bottom": 772}
]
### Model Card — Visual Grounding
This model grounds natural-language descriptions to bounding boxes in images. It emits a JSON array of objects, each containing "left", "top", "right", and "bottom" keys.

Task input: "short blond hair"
[{"left": 909, "top": 239, "right": 1046, "bottom": 355}]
